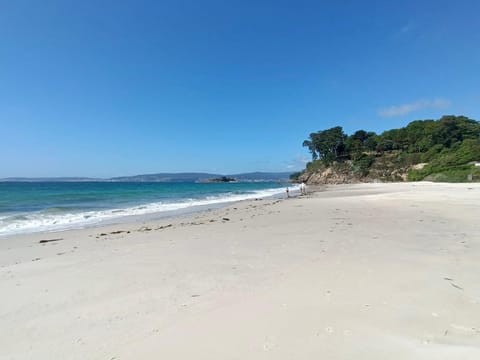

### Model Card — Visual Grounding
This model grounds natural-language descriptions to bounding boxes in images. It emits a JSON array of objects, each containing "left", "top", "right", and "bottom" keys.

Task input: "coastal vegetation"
[{"left": 295, "top": 115, "right": 480, "bottom": 183}]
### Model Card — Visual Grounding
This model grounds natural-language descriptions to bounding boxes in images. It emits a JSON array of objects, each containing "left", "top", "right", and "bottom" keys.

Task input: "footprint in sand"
[{"left": 262, "top": 337, "right": 275, "bottom": 351}]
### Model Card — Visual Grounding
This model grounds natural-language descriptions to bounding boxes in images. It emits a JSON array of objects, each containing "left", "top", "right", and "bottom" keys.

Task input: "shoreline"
[
  {"left": 0, "top": 184, "right": 297, "bottom": 238},
  {"left": 1, "top": 182, "right": 479, "bottom": 359}
]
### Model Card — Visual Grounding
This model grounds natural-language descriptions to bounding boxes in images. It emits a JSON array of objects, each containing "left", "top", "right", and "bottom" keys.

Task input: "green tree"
[
  {"left": 364, "top": 132, "right": 378, "bottom": 151},
  {"left": 404, "top": 120, "right": 436, "bottom": 152},
  {"left": 303, "top": 126, "right": 346, "bottom": 164},
  {"left": 433, "top": 115, "right": 480, "bottom": 147}
]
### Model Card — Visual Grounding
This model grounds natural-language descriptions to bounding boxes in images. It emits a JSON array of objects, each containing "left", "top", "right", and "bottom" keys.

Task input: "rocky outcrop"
[
  {"left": 297, "top": 161, "right": 364, "bottom": 185},
  {"left": 298, "top": 165, "right": 360, "bottom": 184},
  {"left": 297, "top": 156, "right": 413, "bottom": 185}
]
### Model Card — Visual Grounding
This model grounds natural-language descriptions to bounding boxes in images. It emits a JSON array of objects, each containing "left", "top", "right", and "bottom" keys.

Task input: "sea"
[{"left": 0, "top": 181, "right": 293, "bottom": 236}]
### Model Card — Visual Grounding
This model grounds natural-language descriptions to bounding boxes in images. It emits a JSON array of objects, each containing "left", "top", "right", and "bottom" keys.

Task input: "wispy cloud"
[
  {"left": 399, "top": 23, "right": 413, "bottom": 34},
  {"left": 393, "top": 22, "right": 419, "bottom": 40},
  {"left": 378, "top": 98, "right": 451, "bottom": 117}
]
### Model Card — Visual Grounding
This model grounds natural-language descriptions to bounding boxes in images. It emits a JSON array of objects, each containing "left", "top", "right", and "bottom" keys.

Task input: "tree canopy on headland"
[{"left": 296, "top": 115, "right": 480, "bottom": 183}]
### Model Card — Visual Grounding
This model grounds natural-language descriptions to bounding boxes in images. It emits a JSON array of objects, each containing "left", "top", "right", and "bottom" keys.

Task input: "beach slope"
[{"left": 1, "top": 182, "right": 479, "bottom": 359}]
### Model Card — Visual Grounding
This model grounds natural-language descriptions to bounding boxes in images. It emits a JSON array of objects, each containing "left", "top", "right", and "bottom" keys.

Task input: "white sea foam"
[{"left": 0, "top": 186, "right": 298, "bottom": 236}]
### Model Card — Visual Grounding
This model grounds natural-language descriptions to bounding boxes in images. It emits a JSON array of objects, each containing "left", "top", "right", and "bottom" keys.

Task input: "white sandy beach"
[{"left": 1, "top": 182, "right": 479, "bottom": 359}]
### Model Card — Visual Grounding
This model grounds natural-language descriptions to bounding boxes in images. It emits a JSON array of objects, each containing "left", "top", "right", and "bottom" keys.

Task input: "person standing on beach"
[
  {"left": 286, "top": 187, "right": 290, "bottom": 198},
  {"left": 300, "top": 182, "right": 307, "bottom": 195}
]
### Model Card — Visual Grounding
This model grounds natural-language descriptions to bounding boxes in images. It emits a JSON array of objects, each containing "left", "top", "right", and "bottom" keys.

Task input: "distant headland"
[{"left": 0, "top": 172, "right": 293, "bottom": 183}]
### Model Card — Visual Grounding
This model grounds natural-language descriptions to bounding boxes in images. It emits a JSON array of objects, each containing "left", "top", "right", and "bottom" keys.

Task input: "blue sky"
[{"left": 1, "top": 0, "right": 479, "bottom": 177}]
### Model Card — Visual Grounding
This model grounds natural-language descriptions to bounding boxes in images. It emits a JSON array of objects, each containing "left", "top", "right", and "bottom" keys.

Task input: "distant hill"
[
  {"left": 109, "top": 173, "right": 220, "bottom": 182},
  {"left": 0, "top": 172, "right": 293, "bottom": 183},
  {"left": 229, "top": 172, "right": 293, "bottom": 182},
  {"left": 110, "top": 172, "right": 292, "bottom": 182}
]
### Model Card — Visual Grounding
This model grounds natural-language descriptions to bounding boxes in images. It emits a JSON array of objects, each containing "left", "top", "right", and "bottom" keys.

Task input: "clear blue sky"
[{"left": 1, "top": 0, "right": 479, "bottom": 178}]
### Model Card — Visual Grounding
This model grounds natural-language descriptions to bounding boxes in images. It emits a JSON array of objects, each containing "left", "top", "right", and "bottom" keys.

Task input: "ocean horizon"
[{"left": 0, "top": 181, "right": 293, "bottom": 236}]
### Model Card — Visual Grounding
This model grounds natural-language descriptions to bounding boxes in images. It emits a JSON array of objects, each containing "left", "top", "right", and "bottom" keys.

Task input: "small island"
[{"left": 205, "top": 176, "right": 237, "bottom": 183}]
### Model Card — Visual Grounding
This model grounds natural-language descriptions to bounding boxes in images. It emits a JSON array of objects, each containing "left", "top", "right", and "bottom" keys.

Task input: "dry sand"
[{"left": 0, "top": 182, "right": 479, "bottom": 359}]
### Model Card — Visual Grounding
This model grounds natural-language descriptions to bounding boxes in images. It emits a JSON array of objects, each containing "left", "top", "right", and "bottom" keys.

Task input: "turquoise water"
[{"left": 0, "top": 182, "right": 289, "bottom": 236}]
